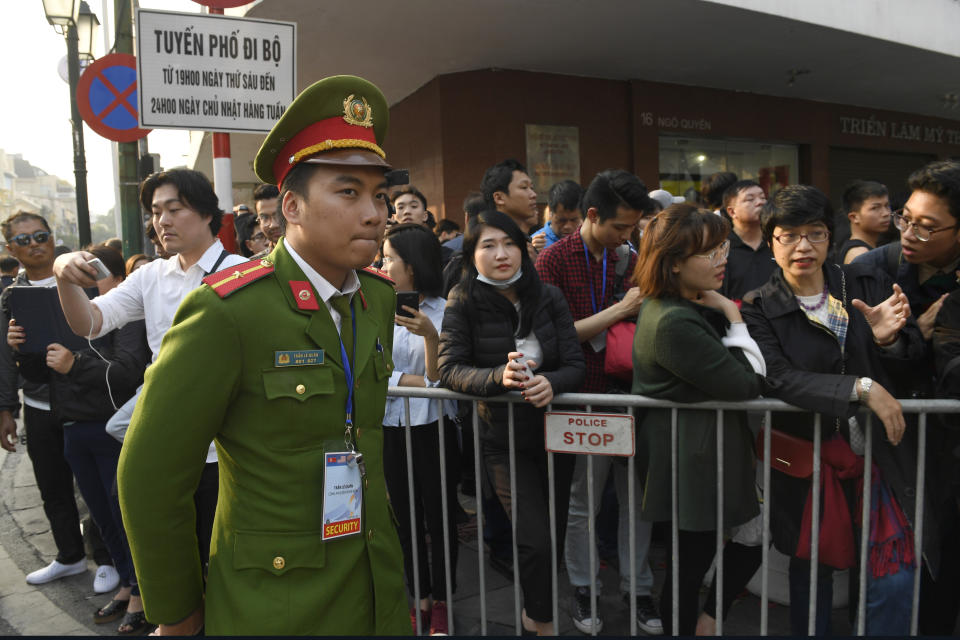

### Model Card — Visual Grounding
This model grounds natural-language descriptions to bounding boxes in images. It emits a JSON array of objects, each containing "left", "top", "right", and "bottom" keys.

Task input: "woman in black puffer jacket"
[{"left": 439, "top": 211, "right": 584, "bottom": 636}]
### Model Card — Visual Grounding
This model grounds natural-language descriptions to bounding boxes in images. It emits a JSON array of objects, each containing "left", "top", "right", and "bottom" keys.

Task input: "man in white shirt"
[{"left": 52, "top": 169, "right": 245, "bottom": 578}]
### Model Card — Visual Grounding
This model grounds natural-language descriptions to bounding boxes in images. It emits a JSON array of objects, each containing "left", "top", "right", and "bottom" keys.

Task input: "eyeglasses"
[
  {"left": 692, "top": 239, "right": 730, "bottom": 267},
  {"left": 10, "top": 230, "right": 51, "bottom": 246},
  {"left": 773, "top": 229, "right": 829, "bottom": 246},
  {"left": 892, "top": 210, "right": 956, "bottom": 242},
  {"left": 250, "top": 232, "right": 266, "bottom": 243}
]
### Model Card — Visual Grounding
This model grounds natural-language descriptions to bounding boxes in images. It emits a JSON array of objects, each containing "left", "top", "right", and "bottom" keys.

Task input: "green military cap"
[{"left": 254, "top": 75, "right": 390, "bottom": 186}]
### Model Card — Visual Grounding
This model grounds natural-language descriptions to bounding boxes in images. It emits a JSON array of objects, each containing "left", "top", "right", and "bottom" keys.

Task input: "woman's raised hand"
[{"left": 852, "top": 283, "right": 911, "bottom": 346}]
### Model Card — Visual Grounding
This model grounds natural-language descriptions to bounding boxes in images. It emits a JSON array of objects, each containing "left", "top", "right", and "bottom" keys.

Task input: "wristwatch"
[{"left": 857, "top": 377, "right": 873, "bottom": 404}]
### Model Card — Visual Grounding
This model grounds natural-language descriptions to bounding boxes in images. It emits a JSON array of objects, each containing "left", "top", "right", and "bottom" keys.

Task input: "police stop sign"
[{"left": 544, "top": 412, "right": 634, "bottom": 456}]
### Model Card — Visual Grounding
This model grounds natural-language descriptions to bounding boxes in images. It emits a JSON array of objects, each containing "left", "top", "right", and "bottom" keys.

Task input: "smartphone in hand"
[{"left": 396, "top": 291, "right": 419, "bottom": 318}]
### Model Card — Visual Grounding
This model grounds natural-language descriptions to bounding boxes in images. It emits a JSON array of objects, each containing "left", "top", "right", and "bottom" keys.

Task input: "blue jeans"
[
  {"left": 863, "top": 564, "right": 915, "bottom": 636},
  {"left": 62, "top": 421, "right": 138, "bottom": 595}
]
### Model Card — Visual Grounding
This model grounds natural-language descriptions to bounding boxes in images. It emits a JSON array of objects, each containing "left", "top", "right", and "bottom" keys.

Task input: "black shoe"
[
  {"left": 622, "top": 593, "right": 663, "bottom": 635},
  {"left": 572, "top": 586, "right": 603, "bottom": 634}
]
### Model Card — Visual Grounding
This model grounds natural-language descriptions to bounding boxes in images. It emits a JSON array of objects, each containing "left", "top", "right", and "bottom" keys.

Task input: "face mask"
[{"left": 476, "top": 268, "right": 523, "bottom": 290}]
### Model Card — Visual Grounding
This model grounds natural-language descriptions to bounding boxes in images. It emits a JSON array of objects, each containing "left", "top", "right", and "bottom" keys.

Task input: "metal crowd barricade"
[{"left": 387, "top": 386, "right": 960, "bottom": 636}]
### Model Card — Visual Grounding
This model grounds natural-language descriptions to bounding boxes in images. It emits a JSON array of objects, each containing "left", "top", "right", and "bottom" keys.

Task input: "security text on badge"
[
  {"left": 321, "top": 452, "right": 362, "bottom": 540},
  {"left": 544, "top": 412, "right": 635, "bottom": 456}
]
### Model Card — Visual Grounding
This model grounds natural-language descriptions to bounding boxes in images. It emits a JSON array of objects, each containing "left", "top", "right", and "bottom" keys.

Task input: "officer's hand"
[
  {"left": 53, "top": 250, "right": 99, "bottom": 288},
  {"left": 395, "top": 308, "right": 438, "bottom": 341},
  {"left": 522, "top": 374, "right": 554, "bottom": 408},
  {"left": 502, "top": 351, "right": 534, "bottom": 390},
  {"left": 155, "top": 605, "right": 204, "bottom": 636},
  {"left": 7, "top": 319, "right": 25, "bottom": 352},
  {"left": 46, "top": 343, "right": 75, "bottom": 374},
  {"left": 0, "top": 410, "right": 17, "bottom": 452}
]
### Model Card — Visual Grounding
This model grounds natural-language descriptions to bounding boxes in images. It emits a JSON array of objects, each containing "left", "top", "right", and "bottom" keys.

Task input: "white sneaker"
[
  {"left": 93, "top": 564, "right": 120, "bottom": 593},
  {"left": 25, "top": 559, "right": 87, "bottom": 585}
]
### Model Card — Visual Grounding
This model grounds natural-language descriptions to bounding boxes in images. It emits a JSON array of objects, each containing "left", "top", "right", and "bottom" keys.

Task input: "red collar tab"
[
  {"left": 358, "top": 289, "right": 368, "bottom": 310},
  {"left": 288, "top": 281, "right": 320, "bottom": 310}
]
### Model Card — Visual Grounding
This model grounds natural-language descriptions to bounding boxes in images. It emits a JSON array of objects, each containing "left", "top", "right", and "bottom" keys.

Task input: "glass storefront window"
[{"left": 658, "top": 136, "right": 799, "bottom": 202}]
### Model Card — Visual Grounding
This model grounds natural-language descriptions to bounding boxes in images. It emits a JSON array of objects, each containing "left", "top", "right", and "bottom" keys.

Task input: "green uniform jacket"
[
  {"left": 632, "top": 297, "right": 762, "bottom": 531},
  {"left": 117, "top": 239, "right": 410, "bottom": 635}
]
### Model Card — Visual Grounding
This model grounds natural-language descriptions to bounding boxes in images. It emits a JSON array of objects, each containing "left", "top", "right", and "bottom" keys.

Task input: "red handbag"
[
  {"left": 756, "top": 428, "right": 814, "bottom": 479},
  {"left": 603, "top": 320, "right": 636, "bottom": 382}
]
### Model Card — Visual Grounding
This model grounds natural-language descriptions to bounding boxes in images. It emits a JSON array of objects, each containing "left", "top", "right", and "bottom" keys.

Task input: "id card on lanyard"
[
  {"left": 584, "top": 240, "right": 608, "bottom": 352},
  {"left": 322, "top": 298, "right": 366, "bottom": 541}
]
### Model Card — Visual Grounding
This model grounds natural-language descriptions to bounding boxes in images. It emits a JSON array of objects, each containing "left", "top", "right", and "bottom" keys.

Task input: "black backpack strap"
[
  {"left": 612, "top": 244, "right": 632, "bottom": 300},
  {"left": 204, "top": 250, "right": 231, "bottom": 277}
]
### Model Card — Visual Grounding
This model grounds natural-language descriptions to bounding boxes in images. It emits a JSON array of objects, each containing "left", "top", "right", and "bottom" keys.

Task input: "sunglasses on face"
[{"left": 10, "top": 230, "right": 51, "bottom": 246}]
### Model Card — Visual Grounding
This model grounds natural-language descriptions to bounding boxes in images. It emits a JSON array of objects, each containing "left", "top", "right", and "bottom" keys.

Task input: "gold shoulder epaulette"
[{"left": 203, "top": 259, "right": 275, "bottom": 298}]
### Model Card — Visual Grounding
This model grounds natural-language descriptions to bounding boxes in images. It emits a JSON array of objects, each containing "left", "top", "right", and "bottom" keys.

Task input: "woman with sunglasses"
[
  {"left": 631, "top": 204, "right": 766, "bottom": 635},
  {"left": 741, "top": 185, "right": 928, "bottom": 635}
]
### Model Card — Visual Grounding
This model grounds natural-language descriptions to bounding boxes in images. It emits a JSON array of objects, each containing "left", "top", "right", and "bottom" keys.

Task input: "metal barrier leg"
[
  {"left": 761, "top": 411, "right": 771, "bottom": 637},
  {"left": 547, "top": 404, "right": 559, "bottom": 635},
  {"left": 628, "top": 448, "right": 637, "bottom": 637},
  {"left": 671, "top": 407, "right": 679, "bottom": 635},
  {"left": 586, "top": 405, "right": 598, "bottom": 637},
  {"left": 808, "top": 414, "right": 821, "bottom": 636},
  {"left": 508, "top": 402, "right": 522, "bottom": 635},
  {"left": 437, "top": 407, "right": 454, "bottom": 633},
  {"left": 716, "top": 409, "right": 725, "bottom": 637},
  {"left": 857, "top": 415, "right": 873, "bottom": 636},
  {"left": 911, "top": 413, "right": 927, "bottom": 636},
  {"left": 403, "top": 398, "right": 422, "bottom": 635},
  {"left": 472, "top": 400, "right": 487, "bottom": 636}
]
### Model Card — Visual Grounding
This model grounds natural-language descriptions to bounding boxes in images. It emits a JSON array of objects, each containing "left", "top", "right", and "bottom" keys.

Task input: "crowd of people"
[{"left": 1, "top": 73, "right": 960, "bottom": 638}]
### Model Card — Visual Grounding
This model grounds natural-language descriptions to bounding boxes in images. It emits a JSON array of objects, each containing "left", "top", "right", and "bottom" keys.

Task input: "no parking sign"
[{"left": 76, "top": 53, "right": 150, "bottom": 143}]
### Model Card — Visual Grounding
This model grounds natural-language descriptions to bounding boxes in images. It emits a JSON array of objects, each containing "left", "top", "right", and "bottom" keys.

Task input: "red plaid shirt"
[{"left": 535, "top": 229, "right": 637, "bottom": 393}]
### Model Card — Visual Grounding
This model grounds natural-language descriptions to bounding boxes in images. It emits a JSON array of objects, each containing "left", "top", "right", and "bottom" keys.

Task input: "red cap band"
[{"left": 274, "top": 117, "right": 382, "bottom": 187}]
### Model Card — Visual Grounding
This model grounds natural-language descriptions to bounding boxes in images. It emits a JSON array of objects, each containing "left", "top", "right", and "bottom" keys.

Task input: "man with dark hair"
[
  {"left": 531, "top": 180, "right": 583, "bottom": 251},
  {"left": 253, "top": 183, "right": 282, "bottom": 248},
  {"left": 1, "top": 254, "right": 19, "bottom": 290},
  {"left": 536, "top": 170, "right": 661, "bottom": 635},
  {"left": 721, "top": 179, "right": 774, "bottom": 302},
  {"left": 391, "top": 185, "right": 430, "bottom": 226},
  {"left": 839, "top": 180, "right": 891, "bottom": 264},
  {"left": 854, "top": 159, "right": 960, "bottom": 634},
  {"left": 52, "top": 168, "right": 245, "bottom": 589},
  {"left": 0, "top": 213, "right": 92, "bottom": 586},
  {"left": 106, "top": 75, "right": 409, "bottom": 635},
  {"left": 702, "top": 171, "right": 738, "bottom": 213},
  {"left": 481, "top": 158, "right": 539, "bottom": 234},
  {"left": 434, "top": 218, "right": 460, "bottom": 243}
]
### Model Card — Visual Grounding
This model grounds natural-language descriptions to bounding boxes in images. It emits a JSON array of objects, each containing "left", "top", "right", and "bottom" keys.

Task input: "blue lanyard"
[
  {"left": 583, "top": 240, "right": 607, "bottom": 315},
  {"left": 338, "top": 301, "right": 358, "bottom": 440}
]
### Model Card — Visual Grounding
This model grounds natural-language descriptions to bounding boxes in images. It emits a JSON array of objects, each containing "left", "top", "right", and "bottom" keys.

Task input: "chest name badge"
[
  {"left": 275, "top": 350, "right": 324, "bottom": 367},
  {"left": 322, "top": 451, "right": 363, "bottom": 540}
]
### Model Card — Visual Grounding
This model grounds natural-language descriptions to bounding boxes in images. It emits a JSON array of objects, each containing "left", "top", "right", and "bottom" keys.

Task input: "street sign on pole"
[
  {"left": 76, "top": 53, "right": 150, "bottom": 144},
  {"left": 135, "top": 9, "right": 296, "bottom": 134}
]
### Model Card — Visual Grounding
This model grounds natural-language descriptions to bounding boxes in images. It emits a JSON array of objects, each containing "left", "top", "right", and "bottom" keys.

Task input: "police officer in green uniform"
[{"left": 116, "top": 75, "right": 410, "bottom": 635}]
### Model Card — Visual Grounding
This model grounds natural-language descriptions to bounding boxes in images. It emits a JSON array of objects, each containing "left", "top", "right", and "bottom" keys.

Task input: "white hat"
[{"left": 649, "top": 189, "right": 685, "bottom": 210}]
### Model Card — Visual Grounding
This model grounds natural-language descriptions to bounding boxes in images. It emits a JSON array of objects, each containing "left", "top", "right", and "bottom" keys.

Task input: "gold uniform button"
[
  {"left": 296, "top": 384, "right": 306, "bottom": 395},
  {"left": 260, "top": 259, "right": 271, "bottom": 268},
  {"left": 367, "top": 529, "right": 374, "bottom": 541},
  {"left": 272, "top": 556, "right": 285, "bottom": 570}
]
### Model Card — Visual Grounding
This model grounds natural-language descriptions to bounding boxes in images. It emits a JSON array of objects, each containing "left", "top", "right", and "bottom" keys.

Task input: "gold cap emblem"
[{"left": 343, "top": 94, "right": 373, "bottom": 128}]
